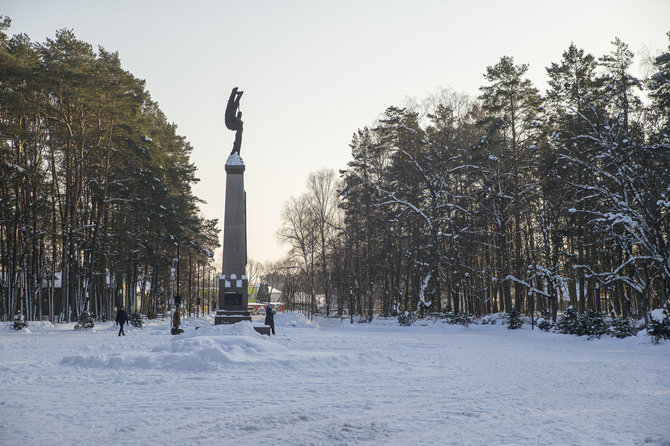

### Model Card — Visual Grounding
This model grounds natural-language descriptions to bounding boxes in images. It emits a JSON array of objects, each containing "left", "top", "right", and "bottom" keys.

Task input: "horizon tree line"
[
  {"left": 0, "top": 19, "right": 220, "bottom": 322},
  {"left": 3, "top": 19, "right": 667, "bottom": 326},
  {"left": 272, "top": 33, "right": 670, "bottom": 325}
]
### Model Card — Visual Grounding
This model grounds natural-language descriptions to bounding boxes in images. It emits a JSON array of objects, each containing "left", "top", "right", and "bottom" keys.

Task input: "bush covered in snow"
[
  {"left": 448, "top": 312, "right": 474, "bottom": 327},
  {"left": 128, "top": 311, "right": 143, "bottom": 328},
  {"left": 537, "top": 309, "right": 553, "bottom": 332},
  {"left": 398, "top": 311, "right": 417, "bottom": 326},
  {"left": 555, "top": 307, "right": 608, "bottom": 338},
  {"left": 555, "top": 306, "right": 579, "bottom": 335},
  {"left": 12, "top": 312, "right": 28, "bottom": 330},
  {"left": 506, "top": 307, "right": 523, "bottom": 330},
  {"left": 432, "top": 311, "right": 475, "bottom": 326},
  {"left": 579, "top": 310, "right": 608, "bottom": 339},
  {"left": 537, "top": 318, "right": 553, "bottom": 332},
  {"left": 648, "top": 308, "right": 670, "bottom": 343},
  {"left": 608, "top": 317, "right": 639, "bottom": 339},
  {"left": 75, "top": 311, "right": 95, "bottom": 330}
]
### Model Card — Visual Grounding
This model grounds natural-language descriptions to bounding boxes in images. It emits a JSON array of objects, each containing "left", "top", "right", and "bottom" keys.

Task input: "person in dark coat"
[
  {"left": 115, "top": 306, "right": 127, "bottom": 336},
  {"left": 172, "top": 307, "right": 184, "bottom": 335},
  {"left": 264, "top": 304, "right": 275, "bottom": 335}
]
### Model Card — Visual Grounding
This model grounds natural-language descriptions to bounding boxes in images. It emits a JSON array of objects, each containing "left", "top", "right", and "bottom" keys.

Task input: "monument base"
[
  {"left": 216, "top": 274, "right": 250, "bottom": 324},
  {"left": 214, "top": 310, "right": 251, "bottom": 325},
  {"left": 253, "top": 326, "right": 271, "bottom": 336}
]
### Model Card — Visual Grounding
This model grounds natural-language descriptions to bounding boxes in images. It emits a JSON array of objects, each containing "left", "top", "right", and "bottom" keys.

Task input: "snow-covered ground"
[{"left": 1, "top": 313, "right": 668, "bottom": 445}]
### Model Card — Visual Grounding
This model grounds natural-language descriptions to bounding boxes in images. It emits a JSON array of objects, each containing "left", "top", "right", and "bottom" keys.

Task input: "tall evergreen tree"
[
  {"left": 478, "top": 56, "right": 543, "bottom": 312},
  {"left": 0, "top": 22, "right": 220, "bottom": 322},
  {"left": 545, "top": 43, "right": 603, "bottom": 317}
]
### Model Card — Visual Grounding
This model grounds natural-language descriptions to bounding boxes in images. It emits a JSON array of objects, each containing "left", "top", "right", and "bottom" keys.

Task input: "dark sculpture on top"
[{"left": 225, "top": 87, "right": 244, "bottom": 155}]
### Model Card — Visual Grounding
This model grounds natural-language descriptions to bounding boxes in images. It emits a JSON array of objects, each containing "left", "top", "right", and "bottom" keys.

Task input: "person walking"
[
  {"left": 115, "top": 306, "right": 128, "bottom": 336},
  {"left": 172, "top": 306, "right": 183, "bottom": 335},
  {"left": 264, "top": 303, "right": 275, "bottom": 335}
]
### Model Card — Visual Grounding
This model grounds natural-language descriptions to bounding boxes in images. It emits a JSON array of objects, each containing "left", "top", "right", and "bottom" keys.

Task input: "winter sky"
[{"left": 4, "top": 0, "right": 670, "bottom": 265}]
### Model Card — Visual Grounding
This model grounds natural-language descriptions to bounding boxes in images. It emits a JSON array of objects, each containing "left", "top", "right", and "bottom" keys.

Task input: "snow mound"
[
  {"left": 0, "top": 321, "right": 75, "bottom": 333},
  {"left": 60, "top": 336, "right": 285, "bottom": 372},
  {"left": 178, "top": 313, "right": 215, "bottom": 329},
  {"left": 150, "top": 333, "right": 291, "bottom": 369},
  {"left": 274, "top": 311, "right": 318, "bottom": 328},
  {"left": 60, "top": 320, "right": 366, "bottom": 372},
  {"left": 22, "top": 320, "right": 54, "bottom": 330},
  {"left": 1, "top": 324, "right": 30, "bottom": 333},
  {"left": 190, "top": 320, "right": 264, "bottom": 337}
]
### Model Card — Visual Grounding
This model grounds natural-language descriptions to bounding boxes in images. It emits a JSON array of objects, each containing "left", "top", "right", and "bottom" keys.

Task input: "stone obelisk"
[{"left": 215, "top": 87, "right": 251, "bottom": 325}]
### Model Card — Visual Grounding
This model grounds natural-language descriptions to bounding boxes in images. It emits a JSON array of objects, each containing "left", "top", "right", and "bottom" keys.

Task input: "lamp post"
[
  {"left": 349, "top": 286, "right": 354, "bottom": 325},
  {"left": 176, "top": 242, "right": 180, "bottom": 296},
  {"left": 170, "top": 257, "right": 178, "bottom": 312},
  {"left": 170, "top": 265, "right": 175, "bottom": 311},
  {"left": 528, "top": 290, "right": 535, "bottom": 330},
  {"left": 595, "top": 280, "right": 601, "bottom": 314}
]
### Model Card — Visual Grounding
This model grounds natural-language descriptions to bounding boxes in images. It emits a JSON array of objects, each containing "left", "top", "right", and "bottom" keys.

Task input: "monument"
[{"left": 215, "top": 87, "right": 251, "bottom": 325}]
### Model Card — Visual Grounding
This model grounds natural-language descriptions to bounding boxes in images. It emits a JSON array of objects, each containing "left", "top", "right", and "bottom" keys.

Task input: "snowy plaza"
[{"left": 1, "top": 313, "right": 668, "bottom": 445}]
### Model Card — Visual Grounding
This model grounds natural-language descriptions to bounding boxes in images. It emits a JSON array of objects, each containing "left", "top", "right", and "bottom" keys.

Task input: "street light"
[
  {"left": 595, "top": 280, "right": 601, "bottom": 314},
  {"left": 528, "top": 290, "right": 534, "bottom": 330},
  {"left": 349, "top": 286, "right": 354, "bottom": 325},
  {"left": 170, "top": 257, "right": 178, "bottom": 312}
]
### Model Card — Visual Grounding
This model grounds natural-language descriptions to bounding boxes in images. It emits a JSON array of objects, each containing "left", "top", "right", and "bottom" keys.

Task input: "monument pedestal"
[
  {"left": 254, "top": 326, "right": 271, "bottom": 336},
  {"left": 215, "top": 274, "right": 251, "bottom": 324},
  {"left": 215, "top": 155, "right": 252, "bottom": 326}
]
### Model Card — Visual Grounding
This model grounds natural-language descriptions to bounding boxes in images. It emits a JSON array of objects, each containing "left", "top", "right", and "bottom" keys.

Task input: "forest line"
[
  {"left": 0, "top": 19, "right": 219, "bottom": 322},
  {"left": 1, "top": 18, "right": 668, "bottom": 327},
  {"left": 271, "top": 34, "right": 670, "bottom": 327}
]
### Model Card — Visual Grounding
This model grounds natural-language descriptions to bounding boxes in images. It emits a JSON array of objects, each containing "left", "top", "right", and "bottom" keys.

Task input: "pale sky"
[{"left": 4, "top": 0, "right": 669, "bottom": 265}]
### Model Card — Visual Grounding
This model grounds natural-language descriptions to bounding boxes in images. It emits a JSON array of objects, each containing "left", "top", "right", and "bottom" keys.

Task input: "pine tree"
[
  {"left": 648, "top": 308, "right": 670, "bottom": 343},
  {"left": 128, "top": 311, "right": 143, "bottom": 328},
  {"left": 75, "top": 311, "right": 95, "bottom": 329},
  {"left": 537, "top": 309, "right": 554, "bottom": 332},
  {"left": 479, "top": 56, "right": 542, "bottom": 313},
  {"left": 12, "top": 311, "right": 28, "bottom": 330},
  {"left": 545, "top": 44, "right": 603, "bottom": 317},
  {"left": 556, "top": 306, "right": 579, "bottom": 334},
  {"left": 578, "top": 310, "right": 608, "bottom": 339},
  {"left": 507, "top": 307, "right": 523, "bottom": 329},
  {"left": 0, "top": 23, "right": 220, "bottom": 323},
  {"left": 609, "top": 317, "right": 638, "bottom": 338}
]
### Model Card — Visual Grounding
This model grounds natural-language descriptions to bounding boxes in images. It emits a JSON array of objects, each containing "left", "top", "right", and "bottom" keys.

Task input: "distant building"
[{"left": 248, "top": 283, "right": 282, "bottom": 303}]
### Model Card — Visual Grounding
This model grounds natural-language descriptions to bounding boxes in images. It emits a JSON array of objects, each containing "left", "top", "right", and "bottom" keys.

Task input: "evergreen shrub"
[
  {"left": 537, "top": 309, "right": 553, "bottom": 332},
  {"left": 507, "top": 307, "right": 523, "bottom": 330},
  {"left": 398, "top": 311, "right": 417, "bottom": 326},
  {"left": 648, "top": 308, "right": 670, "bottom": 343},
  {"left": 75, "top": 311, "right": 95, "bottom": 329},
  {"left": 556, "top": 307, "right": 609, "bottom": 338},
  {"left": 12, "top": 312, "right": 28, "bottom": 330},
  {"left": 129, "top": 311, "right": 143, "bottom": 328},
  {"left": 555, "top": 306, "right": 579, "bottom": 334},
  {"left": 537, "top": 319, "right": 553, "bottom": 332},
  {"left": 579, "top": 310, "right": 608, "bottom": 339},
  {"left": 609, "top": 317, "right": 638, "bottom": 339},
  {"left": 448, "top": 312, "right": 474, "bottom": 327}
]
